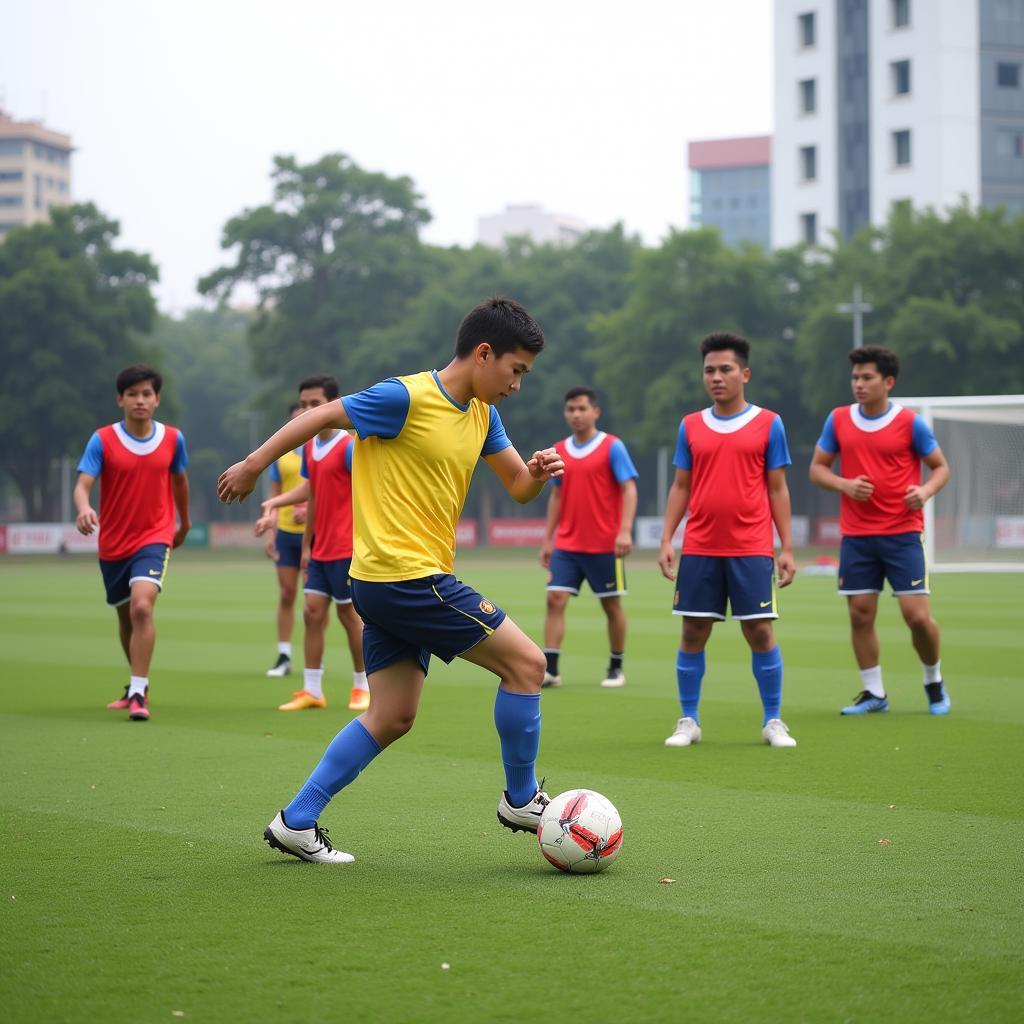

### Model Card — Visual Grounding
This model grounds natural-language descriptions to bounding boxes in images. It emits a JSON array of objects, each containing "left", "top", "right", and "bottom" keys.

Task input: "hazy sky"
[{"left": 1, "top": 0, "right": 773, "bottom": 312}]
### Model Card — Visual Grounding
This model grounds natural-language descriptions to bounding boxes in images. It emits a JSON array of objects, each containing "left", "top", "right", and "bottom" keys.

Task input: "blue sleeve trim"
[
  {"left": 912, "top": 415, "right": 938, "bottom": 457},
  {"left": 609, "top": 439, "right": 638, "bottom": 483},
  {"left": 766, "top": 417, "right": 792, "bottom": 470},
  {"left": 816, "top": 412, "right": 838, "bottom": 454},
  {"left": 170, "top": 432, "right": 188, "bottom": 474},
  {"left": 341, "top": 379, "right": 410, "bottom": 440},
  {"left": 300, "top": 448, "right": 309, "bottom": 479},
  {"left": 268, "top": 461, "right": 282, "bottom": 483},
  {"left": 345, "top": 440, "right": 354, "bottom": 471},
  {"left": 672, "top": 421, "right": 691, "bottom": 471},
  {"left": 482, "top": 404, "right": 513, "bottom": 457},
  {"left": 76, "top": 432, "right": 104, "bottom": 476}
]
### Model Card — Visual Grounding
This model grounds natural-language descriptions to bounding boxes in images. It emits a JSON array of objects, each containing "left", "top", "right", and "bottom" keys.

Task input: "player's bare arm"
[
  {"left": 540, "top": 486, "right": 561, "bottom": 567},
  {"left": 905, "top": 447, "right": 950, "bottom": 510},
  {"left": 809, "top": 446, "right": 874, "bottom": 501},
  {"left": 485, "top": 446, "right": 564, "bottom": 504},
  {"left": 255, "top": 480, "right": 312, "bottom": 536},
  {"left": 616, "top": 478, "right": 638, "bottom": 558},
  {"left": 171, "top": 472, "right": 192, "bottom": 549},
  {"left": 658, "top": 469, "right": 691, "bottom": 580},
  {"left": 218, "top": 401, "right": 351, "bottom": 504},
  {"left": 299, "top": 492, "right": 316, "bottom": 571},
  {"left": 767, "top": 467, "right": 796, "bottom": 588},
  {"left": 73, "top": 472, "right": 99, "bottom": 535}
]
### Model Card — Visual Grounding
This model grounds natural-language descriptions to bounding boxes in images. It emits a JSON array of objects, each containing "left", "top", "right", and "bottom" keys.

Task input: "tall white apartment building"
[
  {"left": 478, "top": 204, "right": 588, "bottom": 248},
  {"left": 773, "top": 0, "right": 1024, "bottom": 247},
  {"left": 0, "top": 109, "right": 73, "bottom": 240}
]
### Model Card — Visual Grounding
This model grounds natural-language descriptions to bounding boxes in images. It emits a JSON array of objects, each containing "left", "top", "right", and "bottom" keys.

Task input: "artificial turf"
[{"left": 1, "top": 551, "right": 1022, "bottom": 1023}]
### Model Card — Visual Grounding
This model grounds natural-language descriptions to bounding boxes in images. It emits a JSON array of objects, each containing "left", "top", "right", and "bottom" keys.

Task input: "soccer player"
[
  {"left": 73, "top": 364, "right": 191, "bottom": 722},
  {"left": 255, "top": 375, "right": 368, "bottom": 712},
  {"left": 658, "top": 333, "right": 797, "bottom": 748},
  {"left": 263, "top": 402, "right": 307, "bottom": 678},
  {"left": 809, "top": 345, "right": 951, "bottom": 715},
  {"left": 539, "top": 386, "right": 638, "bottom": 689},
  {"left": 219, "top": 297, "right": 564, "bottom": 864}
]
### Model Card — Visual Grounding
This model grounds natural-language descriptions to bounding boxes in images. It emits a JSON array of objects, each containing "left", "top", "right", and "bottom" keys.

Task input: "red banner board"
[{"left": 487, "top": 518, "right": 547, "bottom": 547}]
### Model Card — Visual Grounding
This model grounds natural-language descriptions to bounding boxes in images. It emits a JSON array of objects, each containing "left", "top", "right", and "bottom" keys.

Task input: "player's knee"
[
  {"left": 742, "top": 621, "right": 775, "bottom": 649},
  {"left": 303, "top": 603, "right": 326, "bottom": 628},
  {"left": 849, "top": 603, "right": 875, "bottom": 629},
  {"left": 369, "top": 707, "right": 417, "bottom": 743},
  {"left": 508, "top": 644, "right": 546, "bottom": 693},
  {"left": 280, "top": 583, "right": 297, "bottom": 606},
  {"left": 682, "top": 619, "right": 712, "bottom": 648},
  {"left": 901, "top": 604, "right": 931, "bottom": 629},
  {"left": 129, "top": 597, "right": 154, "bottom": 628},
  {"left": 546, "top": 591, "right": 569, "bottom": 612}
]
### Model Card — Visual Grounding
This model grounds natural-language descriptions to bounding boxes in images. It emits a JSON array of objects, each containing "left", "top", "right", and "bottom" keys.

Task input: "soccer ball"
[{"left": 537, "top": 789, "right": 623, "bottom": 873}]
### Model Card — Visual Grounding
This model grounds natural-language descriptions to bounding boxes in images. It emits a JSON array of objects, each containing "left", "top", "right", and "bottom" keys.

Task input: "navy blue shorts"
[
  {"left": 274, "top": 529, "right": 304, "bottom": 569},
  {"left": 99, "top": 543, "right": 170, "bottom": 607},
  {"left": 673, "top": 555, "right": 777, "bottom": 620},
  {"left": 305, "top": 557, "right": 353, "bottom": 604},
  {"left": 839, "top": 533, "right": 929, "bottom": 596},
  {"left": 547, "top": 548, "right": 626, "bottom": 598},
  {"left": 351, "top": 574, "right": 507, "bottom": 677}
]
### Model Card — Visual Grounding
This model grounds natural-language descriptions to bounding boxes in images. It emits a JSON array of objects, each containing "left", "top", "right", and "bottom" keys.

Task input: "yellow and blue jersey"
[
  {"left": 268, "top": 448, "right": 305, "bottom": 534},
  {"left": 342, "top": 370, "right": 511, "bottom": 582}
]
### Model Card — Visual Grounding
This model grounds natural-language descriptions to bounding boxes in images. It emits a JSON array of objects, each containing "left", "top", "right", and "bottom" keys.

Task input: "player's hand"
[
  {"left": 776, "top": 550, "right": 796, "bottom": 588},
  {"left": 76, "top": 508, "right": 99, "bottom": 535},
  {"left": 293, "top": 502, "right": 308, "bottom": 525},
  {"left": 300, "top": 549, "right": 310, "bottom": 572},
  {"left": 254, "top": 511, "right": 276, "bottom": 537},
  {"left": 218, "top": 459, "right": 259, "bottom": 504},
  {"left": 539, "top": 539, "right": 553, "bottom": 568},
  {"left": 615, "top": 529, "right": 633, "bottom": 558},
  {"left": 658, "top": 541, "right": 677, "bottom": 581},
  {"left": 845, "top": 475, "right": 874, "bottom": 501},
  {"left": 904, "top": 485, "right": 929, "bottom": 510},
  {"left": 172, "top": 522, "right": 190, "bottom": 549},
  {"left": 263, "top": 535, "right": 279, "bottom": 561},
  {"left": 527, "top": 448, "right": 564, "bottom": 481}
]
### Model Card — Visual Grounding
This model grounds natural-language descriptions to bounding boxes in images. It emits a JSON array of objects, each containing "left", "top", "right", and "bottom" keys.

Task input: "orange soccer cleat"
[
  {"left": 347, "top": 688, "right": 370, "bottom": 712},
  {"left": 278, "top": 690, "right": 327, "bottom": 711}
]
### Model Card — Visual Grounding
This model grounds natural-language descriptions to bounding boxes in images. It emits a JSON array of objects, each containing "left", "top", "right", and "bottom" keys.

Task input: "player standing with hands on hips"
[
  {"left": 810, "top": 345, "right": 951, "bottom": 716},
  {"left": 659, "top": 333, "right": 797, "bottom": 748}
]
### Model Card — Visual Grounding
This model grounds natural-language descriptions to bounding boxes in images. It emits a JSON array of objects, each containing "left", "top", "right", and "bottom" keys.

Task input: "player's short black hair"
[
  {"left": 454, "top": 297, "right": 545, "bottom": 359},
  {"left": 116, "top": 364, "right": 162, "bottom": 395},
  {"left": 564, "top": 386, "right": 598, "bottom": 406},
  {"left": 298, "top": 375, "right": 340, "bottom": 400},
  {"left": 849, "top": 345, "right": 900, "bottom": 380},
  {"left": 700, "top": 332, "right": 750, "bottom": 367}
]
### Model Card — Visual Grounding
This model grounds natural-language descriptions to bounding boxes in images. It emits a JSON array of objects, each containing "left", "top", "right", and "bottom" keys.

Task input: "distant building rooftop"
[{"left": 688, "top": 135, "right": 771, "bottom": 170}]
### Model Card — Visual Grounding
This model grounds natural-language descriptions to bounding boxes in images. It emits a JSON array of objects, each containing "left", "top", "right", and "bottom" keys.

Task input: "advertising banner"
[{"left": 487, "top": 518, "right": 547, "bottom": 547}]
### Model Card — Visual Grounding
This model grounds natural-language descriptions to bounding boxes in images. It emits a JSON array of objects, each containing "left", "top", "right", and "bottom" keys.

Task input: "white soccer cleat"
[
  {"left": 762, "top": 719, "right": 797, "bottom": 748},
  {"left": 496, "top": 787, "right": 550, "bottom": 834},
  {"left": 664, "top": 717, "right": 702, "bottom": 747},
  {"left": 542, "top": 672, "right": 562, "bottom": 689},
  {"left": 266, "top": 654, "right": 292, "bottom": 678},
  {"left": 600, "top": 669, "right": 626, "bottom": 689},
  {"left": 263, "top": 810, "right": 354, "bottom": 864}
]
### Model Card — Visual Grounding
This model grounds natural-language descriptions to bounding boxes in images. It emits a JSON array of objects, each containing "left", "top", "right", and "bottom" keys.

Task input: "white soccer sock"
[
  {"left": 922, "top": 660, "right": 942, "bottom": 685},
  {"left": 128, "top": 675, "right": 148, "bottom": 697},
  {"left": 303, "top": 667, "right": 324, "bottom": 699},
  {"left": 277, "top": 641, "right": 292, "bottom": 658},
  {"left": 859, "top": 665, "right": 885, "bottom": 698},
  {"left": 352, "top": 670, "right": 369, "bottom": 693}
]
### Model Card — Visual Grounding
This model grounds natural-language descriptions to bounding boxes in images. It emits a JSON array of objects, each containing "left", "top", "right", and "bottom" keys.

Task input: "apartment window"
[
  {"left": 995, "top": 128, "right": 1024, "bottom": 158},
  {"left": 798, "top": 11, "right": 816, "bottom": 47},
  {"left": 997, "top": 62, "right": 1021, "bottom": 88},
  {"left": 0, "top": 170, "right": 23, "bottom": 182},
  {"left": 893, "top": 129, "right": 912, "bottom": 166},
  {"left": 800, "top": 213, "right": 818, "bottom": 244},
  {"left": 799, "top": 78, "right": 817, "bottom": 114},
  {"left": 892, "top": 60, "right": 911, "bottom": 95},
  {"left": 892, "top": 0, "right": 910, "bottom": 27},
  {"left": 0, "top": 195, "right": 24, "bottom": 207},
  {"left": 800, "top": 145, "right": 817, "bottom": 181},
  {"left": 0, "top": 139, "right": 23, "bottom": 155}
]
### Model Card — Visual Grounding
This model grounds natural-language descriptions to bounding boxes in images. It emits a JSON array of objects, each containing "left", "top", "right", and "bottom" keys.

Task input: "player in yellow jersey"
[
  {"left": 219, "top": 297, "right": 564, "bottom": 864},
  {"left": 263, "top": 403, "right": 307, "bottom": 678}
]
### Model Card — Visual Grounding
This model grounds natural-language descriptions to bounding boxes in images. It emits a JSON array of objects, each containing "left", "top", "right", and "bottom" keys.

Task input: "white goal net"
[{"left": 900, "top": 395, "right": 1024, "bottom": 572}]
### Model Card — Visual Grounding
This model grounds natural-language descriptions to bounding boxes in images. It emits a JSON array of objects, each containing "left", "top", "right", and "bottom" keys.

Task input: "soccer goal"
[{"left": 900, "top": 394, "right": 1024, "bottom": 572}]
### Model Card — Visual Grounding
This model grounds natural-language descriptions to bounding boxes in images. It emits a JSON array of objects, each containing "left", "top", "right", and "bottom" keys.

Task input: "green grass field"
[{"left": 1, "top": 551, "right": 1022, "bottom": 1023}]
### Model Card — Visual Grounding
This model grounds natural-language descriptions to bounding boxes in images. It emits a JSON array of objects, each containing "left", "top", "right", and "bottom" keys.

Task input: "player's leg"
[
  {"left": 267, "top": 550, "right": 299, "bottom": 676},
  {"left": 543, "top": 548, "right": 582, "bottom": 687},
  {"left": 588, "top": 553, "right": 628, "bottom": 688},
  {"left": 839, "top": 536, "right": 888, "bottom": 715},
  {"left": 101, "top": 556, "right": 134, "bottom": 709},
  {"left": 280, "top": 589, "right": 330, "bottom": 709},
  {"left": 335, "top": 598, "right": 369, "bottom": 710},
  {"left": 125, "top": 580, "right": 159, "bottom": 721}
]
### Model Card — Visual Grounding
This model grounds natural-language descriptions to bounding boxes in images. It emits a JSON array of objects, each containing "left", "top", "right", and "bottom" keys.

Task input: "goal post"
[{"left": 899, "top": 394, "right": 1024, "bottom": 573}]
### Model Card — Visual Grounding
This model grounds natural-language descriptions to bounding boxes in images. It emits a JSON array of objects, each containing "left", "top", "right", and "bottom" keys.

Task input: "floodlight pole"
[{"left": 837, "top": 284, "right": 873, "bottom": 349}]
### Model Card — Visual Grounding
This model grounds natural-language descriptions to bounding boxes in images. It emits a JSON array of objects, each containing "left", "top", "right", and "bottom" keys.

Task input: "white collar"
[
  {"left": 851, "top": 402, "right": 902, "bottom": 432},
  {"left": 113, "top": 420, "right": 166, "bottom": 455},
  {"left": 312, "top": 430, "right": 347, "bottom": 462},
  {"left": 564, "top": 431, "right": 606, "bottom": 458},
  {"left": 699, "top": 405, "right": 762, "bottom": 434}
]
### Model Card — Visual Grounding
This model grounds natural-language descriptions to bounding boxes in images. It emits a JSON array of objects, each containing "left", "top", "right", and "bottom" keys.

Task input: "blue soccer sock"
[
  {"left": 676, "top": 650, "right": 706, "bottom": 723},
  {"left": 494, "top": 688, "right": 541, "bottom": 807},
  {"left": 752, "top": 646, "right": 784, "bottom": 725},
  {"left": 283, "top": 718, "right": 382, "bottom": 829}
]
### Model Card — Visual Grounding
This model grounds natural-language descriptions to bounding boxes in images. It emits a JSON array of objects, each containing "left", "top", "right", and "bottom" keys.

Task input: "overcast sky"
[{"left": 1, "top": 0, "right": 773, "bottom": 312}]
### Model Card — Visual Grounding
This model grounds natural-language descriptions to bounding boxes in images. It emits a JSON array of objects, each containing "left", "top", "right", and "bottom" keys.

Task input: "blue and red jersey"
[
  {"left": 552, "top": 432, "right": 638, "bottom": 553},
  {"left": 76, "top": 421, "right": 188, "bottom": 561},
  {"left": 300, "top": 430, "right": 354, "bottom": 560},
  {"left": 816, "top": 403, "right": 937, "bottom": 537},
  {"left": 674, "top": 405, "right": 790, "bottom": 557}
]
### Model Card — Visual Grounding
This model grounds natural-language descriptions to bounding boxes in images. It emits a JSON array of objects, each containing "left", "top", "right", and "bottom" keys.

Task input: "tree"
[{"left": 0, "top": 204, "right": 159, "bottom": 519}]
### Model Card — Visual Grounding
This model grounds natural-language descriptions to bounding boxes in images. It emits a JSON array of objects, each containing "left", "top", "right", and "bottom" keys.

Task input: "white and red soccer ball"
[{"left": 537, "top": 789, "right": 623, "bottom": 873}]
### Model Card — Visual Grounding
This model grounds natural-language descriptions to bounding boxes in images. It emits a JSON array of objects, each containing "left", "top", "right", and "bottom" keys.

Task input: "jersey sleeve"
[
  {"left": 341, "top": 379, "right": 410, "bottom": 440},
  {"left": 912, "top": 415, "right": 938, "bottom": 457},
  {"left": 609, "top": 439, "right": 638, "bottom": 483},
  {"left": 766, "top": 417, "right": 792, "bottom": 470},
  {"left": 816, "top": 411, "right": 838, "bottom": 454},
  {"left": 672, "top": 421, "right": 691, "bottom": 471},
  {"left": 481, "top": 405, "right": 512, "bottom": 457},
  {"left": 300, "top": 448, "right": 309, "bottom": 479},
  {"left": 76, "top": 432, "right": 103, "bottom": 476},
  {"left": 170, "top": 432, "right": 188, "bottom": 474},
  {"left": 345, "top": 440, "right": 354, "bottom": 471},
  {"left": 268, "top": 461, "right": 282, "bottom": 483}
]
